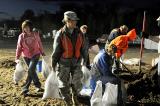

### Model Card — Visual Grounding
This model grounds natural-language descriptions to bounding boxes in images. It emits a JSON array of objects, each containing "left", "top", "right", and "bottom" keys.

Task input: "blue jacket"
[{"left": 92, "top": 49, "right": 120, "bottom": 84}]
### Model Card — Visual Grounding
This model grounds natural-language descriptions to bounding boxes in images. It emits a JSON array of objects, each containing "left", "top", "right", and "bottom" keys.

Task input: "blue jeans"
[{"left": 22, "top": 54, "right": 41, "bottom": 92}]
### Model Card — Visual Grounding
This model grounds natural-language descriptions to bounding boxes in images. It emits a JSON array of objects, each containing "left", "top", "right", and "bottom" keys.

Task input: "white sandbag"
[
  {"left": 42, "top": 71, "right": 61, "bottom": 99},
  {"left": 89, "top": 44, "right": 100, "bottom": 54},
  {"left": 80, "top": 65, "right": 92, "bottom": 96},
  {"left": 81, "top": 66, "right": 91, "bottom": 88},
  {"left": 144, "top": 38, "right": 158, "bottom": 50},
  {"left": 102, "top": 83, "right": 118, "bottom": 106},
  {"left": 13, "top": 61, "right": 26, "bottom": 84},
  {"left": 42, "top": 56, "right": 52, "bottom": 79},
  {"left": 90, "top": 80, "right": 102, "bottom": 106},
  {"left": 152, "top": 57, "right": 159, "bottom": 66},
  {"left": 123, "top": 58, "right": 140, "bottom": 66}
]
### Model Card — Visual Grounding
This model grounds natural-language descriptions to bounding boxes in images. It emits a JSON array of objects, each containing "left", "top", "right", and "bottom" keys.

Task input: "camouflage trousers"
[{"left": 57, "top": 64, "right": 83, "bottom": 105}]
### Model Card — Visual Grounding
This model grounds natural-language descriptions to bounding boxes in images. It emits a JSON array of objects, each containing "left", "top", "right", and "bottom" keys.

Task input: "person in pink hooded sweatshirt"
[{"left": 15, "top": 20, "right": 45, "bottom": 96}]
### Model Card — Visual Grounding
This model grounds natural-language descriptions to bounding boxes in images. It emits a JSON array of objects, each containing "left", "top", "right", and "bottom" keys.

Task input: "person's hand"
[{"left": 15, "top": 59, "right": 20, "bottom": 64}]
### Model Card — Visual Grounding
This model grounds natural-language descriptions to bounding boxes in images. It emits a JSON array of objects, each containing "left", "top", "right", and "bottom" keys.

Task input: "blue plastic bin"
[{"left": 36, "top": 60, "right": 42, "bottom": 72}]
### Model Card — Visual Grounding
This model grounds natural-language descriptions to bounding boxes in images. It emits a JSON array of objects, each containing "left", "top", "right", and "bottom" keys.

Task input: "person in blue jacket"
[{"left": 90, "top": 44, "right": 125, "bottom": 105}]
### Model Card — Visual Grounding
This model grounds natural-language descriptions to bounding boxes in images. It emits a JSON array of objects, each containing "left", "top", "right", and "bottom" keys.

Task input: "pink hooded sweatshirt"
[{"left": 16, "top": 32, "right": 44, "bottom": 59}]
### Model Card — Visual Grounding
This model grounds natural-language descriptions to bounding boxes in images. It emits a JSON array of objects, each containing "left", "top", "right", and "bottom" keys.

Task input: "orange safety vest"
[{"left": 60, "top": 32, "right": 83, "bottom": 59}]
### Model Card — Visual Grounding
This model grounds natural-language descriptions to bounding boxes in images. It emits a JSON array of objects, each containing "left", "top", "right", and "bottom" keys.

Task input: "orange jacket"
[
  {"left": 109, "top": 29, "right": 136, "bottom": 58},
  {"left": 60, "top": 32, "right": 83, "bottom": 59}
]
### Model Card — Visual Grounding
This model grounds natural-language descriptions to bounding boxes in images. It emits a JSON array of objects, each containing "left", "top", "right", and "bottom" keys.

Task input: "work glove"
[
  {"left": 141, "top": 31, "right": 149, "bottom": 39},
  {"left": 112, "top": 57, "right": 120, "bottom": 74}
]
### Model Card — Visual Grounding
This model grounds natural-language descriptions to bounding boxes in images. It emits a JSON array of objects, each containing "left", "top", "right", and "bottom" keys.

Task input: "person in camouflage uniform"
[{"left": 51, "top": 11, "right": 88, "bottom": 106}]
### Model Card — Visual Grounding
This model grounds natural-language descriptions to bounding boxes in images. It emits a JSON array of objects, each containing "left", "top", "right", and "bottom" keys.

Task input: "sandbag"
[
  {"left": 102, "top": 83, "right": 118, "bottom": 106},
  {"left": 42, "top": 71, "right": 61, "bottom": 99},
  {"left": 13, "top": 61, "right": 26, "bottom": 84},
  {"left": 80, "top": 66, "right": 92, "bottom": 96},
  {"left": 42, "top": 56, "right": 52, "bottom": 79},
  {"left": 81, "top": 66, "right": 91, "bottom": 88},
  {"left": 152, "top": 57, "right": 159, "bottom": 66},
  {"left": 90, "top": 80, "right": 102, "bottom": 106}
]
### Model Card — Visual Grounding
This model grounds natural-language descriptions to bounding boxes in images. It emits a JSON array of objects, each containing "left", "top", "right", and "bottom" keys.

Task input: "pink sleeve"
[{"left": 16, "top": 34, "right": 23, "bottom": 60}]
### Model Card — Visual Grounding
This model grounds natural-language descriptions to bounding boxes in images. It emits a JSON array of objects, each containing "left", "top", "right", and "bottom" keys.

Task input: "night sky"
[
  {"left": 0, "top": 0, "right": 160, "bottom": 35},
  {"left": 0, "top": 0, "right": 60, "bottom": 20},
  {"left": 0, "top": 0, "right": 160, "bottom": 20}
]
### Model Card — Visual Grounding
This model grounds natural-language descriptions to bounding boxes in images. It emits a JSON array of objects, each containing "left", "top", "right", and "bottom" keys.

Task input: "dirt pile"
[{"left": 121, "top": 64, "right": 160, "bottom": 104}]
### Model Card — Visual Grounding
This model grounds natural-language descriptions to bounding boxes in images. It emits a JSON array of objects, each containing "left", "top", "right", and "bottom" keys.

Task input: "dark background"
[{"left": 0, "top": 0, "right": 160, "bottom": 39}]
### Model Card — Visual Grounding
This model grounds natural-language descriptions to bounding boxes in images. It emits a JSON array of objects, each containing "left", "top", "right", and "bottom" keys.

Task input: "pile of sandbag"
[{"left": 90, "top": 81, "right": 118, "bottom": 106}]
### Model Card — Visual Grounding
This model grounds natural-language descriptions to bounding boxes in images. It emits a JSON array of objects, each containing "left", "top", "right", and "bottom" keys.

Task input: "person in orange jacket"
[{"left": 107, "top": 28, "right": 137, "bottom": 73}]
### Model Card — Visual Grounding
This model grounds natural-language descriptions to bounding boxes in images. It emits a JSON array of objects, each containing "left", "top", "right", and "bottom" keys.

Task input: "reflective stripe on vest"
[{"left": 60, "top": 33, "right": 83, "bottom": 59}]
